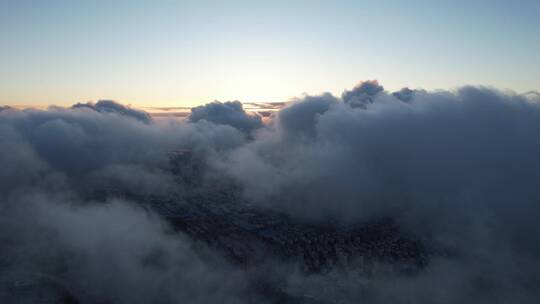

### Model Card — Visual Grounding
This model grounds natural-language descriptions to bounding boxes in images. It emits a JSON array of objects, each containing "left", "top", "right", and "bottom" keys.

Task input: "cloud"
[
  {"left": 392, "top": 87, "right": 415, "bottom": 102},
  {"left": 189, "top": 101, "right": 263, "bottom": 133},
  {"left": 72, "top": 100, "right": 152, "bottom": 123},
  {"left": 276, "top": 92, "right": 338, "bottom": 139},
  {"left": 342, "top": 80, "right": 384, "bottom": 108},
  {"left": 213, "top": 83, "right": 540, "bottom": 302},
  {"left": 0, "top": 104, "right": 246, "bottom": 201},
  {"left": 0, "top": 105, "right": 251, "bottom": 302},
  {"left": 0, "top": 197, "right": 250, "bottom": 304},
  {"left": 2, "top": 83, "right": 540, "bottom": 303},
  {"left": 220, "top": 85, "right": 540, "bottom": 229}
]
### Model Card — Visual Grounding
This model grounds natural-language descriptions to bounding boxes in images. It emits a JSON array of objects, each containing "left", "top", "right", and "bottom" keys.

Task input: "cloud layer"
[
  {"left": 2, "top": 83, "right": 540, "bottom": 303},
  {"left": 215, "top": 83, "right": 540, "bottom": 302}
]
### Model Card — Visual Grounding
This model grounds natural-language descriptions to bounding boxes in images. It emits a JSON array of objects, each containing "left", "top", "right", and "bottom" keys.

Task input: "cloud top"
[
  {"left": 189, "top": 100, "right": 263, "bottom": 133},
  {"left": 342, "top": 80, "right": 384, "bottom": 108},
  {"left": 73, "top": 100, "right": 152, "bottom": 123}
]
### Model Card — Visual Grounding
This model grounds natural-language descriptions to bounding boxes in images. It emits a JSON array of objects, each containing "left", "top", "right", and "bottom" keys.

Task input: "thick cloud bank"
[
  {"left": 216, "top": 84, "right": 540, "bottom": 302},
  {"left": 0, "top": 104, "right": 250, "bottom": 303},
  {"left": 189, "top": 100, "right": 263, "bottom": 133},
  {"left": 2, "top": 82, "right": 540, "bottom": 303},
  {"left": 72, "top": 100, "right": 152, "bottom": 123},
  {"left": 342, "top": 80, "right": 384, "bottom": 108}
]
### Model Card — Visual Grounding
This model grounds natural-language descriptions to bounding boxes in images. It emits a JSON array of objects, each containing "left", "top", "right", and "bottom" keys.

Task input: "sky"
[{"left": 0, "top": 0, "right": 539, "bottom": 108}]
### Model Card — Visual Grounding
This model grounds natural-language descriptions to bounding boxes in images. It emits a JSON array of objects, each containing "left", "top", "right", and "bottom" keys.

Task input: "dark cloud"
[
  {"left": 342, "top": 80, "right": 384, "bottom": 108},
  {"left": 276, "top": 93, "right": 338, "bottom": 139},
  {"left": 72, "top": 100, "right": 152, "bottom": 123},
  {"left": 189, "top": 101, "right": 263, "bottom": 133},
  {"left": 392, "top": 87, "right": 415, "bottom": 102}
]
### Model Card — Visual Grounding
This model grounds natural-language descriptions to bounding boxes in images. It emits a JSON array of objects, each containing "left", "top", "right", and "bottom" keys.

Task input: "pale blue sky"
[{"left": 1, "top": 0, "right": 538, "bottom": 107}]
